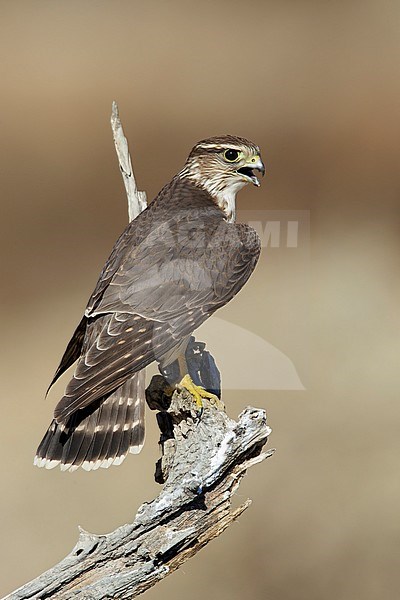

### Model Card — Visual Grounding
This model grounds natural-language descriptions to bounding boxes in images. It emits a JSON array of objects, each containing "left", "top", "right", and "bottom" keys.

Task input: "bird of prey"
[{"left": 35, "top": 134, "right": 265, "bottom": 471}]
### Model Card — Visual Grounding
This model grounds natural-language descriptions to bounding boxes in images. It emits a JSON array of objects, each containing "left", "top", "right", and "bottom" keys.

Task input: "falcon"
[{"left": 35, "top": 135, "right": 265, "bottom": 471}]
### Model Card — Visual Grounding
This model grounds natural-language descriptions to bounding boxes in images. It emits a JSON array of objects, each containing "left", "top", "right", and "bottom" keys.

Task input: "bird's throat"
[{"left": 216, "top": 190, "right": 236, "bottom": 223}]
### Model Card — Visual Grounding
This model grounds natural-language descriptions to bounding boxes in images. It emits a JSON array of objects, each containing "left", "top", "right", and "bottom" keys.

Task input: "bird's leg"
[{"left": 177, "top": 354, "right": 225, "bottom": 412}]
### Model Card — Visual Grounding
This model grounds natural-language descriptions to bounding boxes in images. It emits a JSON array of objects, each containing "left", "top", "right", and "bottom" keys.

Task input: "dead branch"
[
  {"left": 110, "top": 100, "right": 147, "bottom": 221},
  {"left": 5, "top": 387, "right": 273, "bottom": 599}
]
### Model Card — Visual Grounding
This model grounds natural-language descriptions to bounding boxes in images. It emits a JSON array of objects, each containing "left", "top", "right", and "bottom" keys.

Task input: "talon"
[{"left": 178, "top": 374, "right": 225, "bottom": 412}]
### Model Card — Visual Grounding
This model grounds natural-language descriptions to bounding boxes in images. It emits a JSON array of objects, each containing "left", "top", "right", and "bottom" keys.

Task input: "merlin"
[{"left": 35, "top": 135, "right": 265, "bottom": 471}]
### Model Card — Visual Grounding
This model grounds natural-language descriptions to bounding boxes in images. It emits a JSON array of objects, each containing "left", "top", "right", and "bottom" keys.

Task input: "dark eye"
[{"left": 224, "top": 149, "right": 240, "bottom": 162}]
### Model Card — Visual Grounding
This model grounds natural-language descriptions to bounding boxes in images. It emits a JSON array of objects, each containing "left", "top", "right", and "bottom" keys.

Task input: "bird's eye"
[{"left": 223, "top": 149, "right": 240, "bottom": 162}]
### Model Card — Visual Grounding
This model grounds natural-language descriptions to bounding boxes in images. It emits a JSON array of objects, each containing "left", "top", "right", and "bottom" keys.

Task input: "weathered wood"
[
  {"left": 4, "top": 387, "right": 273, "bottom": 599},
  {"left": 110, "top": 100, "right": 147, "bottom": 221}
]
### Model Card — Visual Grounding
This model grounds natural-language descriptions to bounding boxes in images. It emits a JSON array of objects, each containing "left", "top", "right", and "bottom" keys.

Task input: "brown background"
[{"left": 1, "top": 1, "right": 399, "bottom": 598}]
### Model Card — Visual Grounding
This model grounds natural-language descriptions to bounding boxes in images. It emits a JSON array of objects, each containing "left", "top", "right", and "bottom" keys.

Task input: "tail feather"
[
  {"left": 85, "top": 392, "right": 114, "bottom": 470},
  {"left": 66, "top": 399, "right": 103, "bottom": 471},
  {"left": 107, "top": 370, "right": 146, "bottom": 466},
  {"left": 35, "top": 371, "right": 146, "bottom": 471},
  {"left": 100, "top": 382, "right": 131, "bottom": 468},
  {"left": 95, "top": 382, "right": 126, "bottom": 468}
]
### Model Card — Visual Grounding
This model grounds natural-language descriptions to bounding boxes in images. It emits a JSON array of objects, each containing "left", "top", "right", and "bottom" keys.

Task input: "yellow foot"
[{"left": 178, "top": 374, "right": 225, "bottom": 411}]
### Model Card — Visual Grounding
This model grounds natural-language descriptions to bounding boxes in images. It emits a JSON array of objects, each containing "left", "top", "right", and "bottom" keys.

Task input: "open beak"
[{"left": 237, "top": 155, "right": 265, "bottom": 187}]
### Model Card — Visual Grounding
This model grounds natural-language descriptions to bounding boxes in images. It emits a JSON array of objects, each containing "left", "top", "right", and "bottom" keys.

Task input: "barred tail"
[{"left": 34, "top": 371, "right": 145, "bottom": 471}]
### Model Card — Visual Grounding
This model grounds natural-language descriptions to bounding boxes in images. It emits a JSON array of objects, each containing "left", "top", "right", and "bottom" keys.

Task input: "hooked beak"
[{"left": 237, "top": 155, "right": 265, "bottom": 187}]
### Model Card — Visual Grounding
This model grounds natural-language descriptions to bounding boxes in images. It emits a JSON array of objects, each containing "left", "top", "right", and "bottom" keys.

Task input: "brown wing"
[{"left": 46, "top": 316, "right": 88, "bottom": 393}]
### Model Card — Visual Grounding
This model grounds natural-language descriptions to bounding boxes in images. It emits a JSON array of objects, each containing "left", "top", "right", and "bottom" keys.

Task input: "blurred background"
[{"left": 1, "top": 1, "right": 399, "bottom": 598}]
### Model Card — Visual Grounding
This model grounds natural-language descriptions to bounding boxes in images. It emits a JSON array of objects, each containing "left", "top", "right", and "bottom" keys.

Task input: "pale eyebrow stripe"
[{"left": 195, "top": 143, "right": 244, "bottom": 151}]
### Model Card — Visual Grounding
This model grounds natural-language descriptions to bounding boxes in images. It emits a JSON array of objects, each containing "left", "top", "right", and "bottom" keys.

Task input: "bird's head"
[{"left": 179, "top": 135, "right": 265, "bottom": 222}]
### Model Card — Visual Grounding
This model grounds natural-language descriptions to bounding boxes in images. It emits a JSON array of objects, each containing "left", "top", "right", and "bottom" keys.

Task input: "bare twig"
[{"left": 110, "top": 100, "right": 147, "bottom": 221}]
